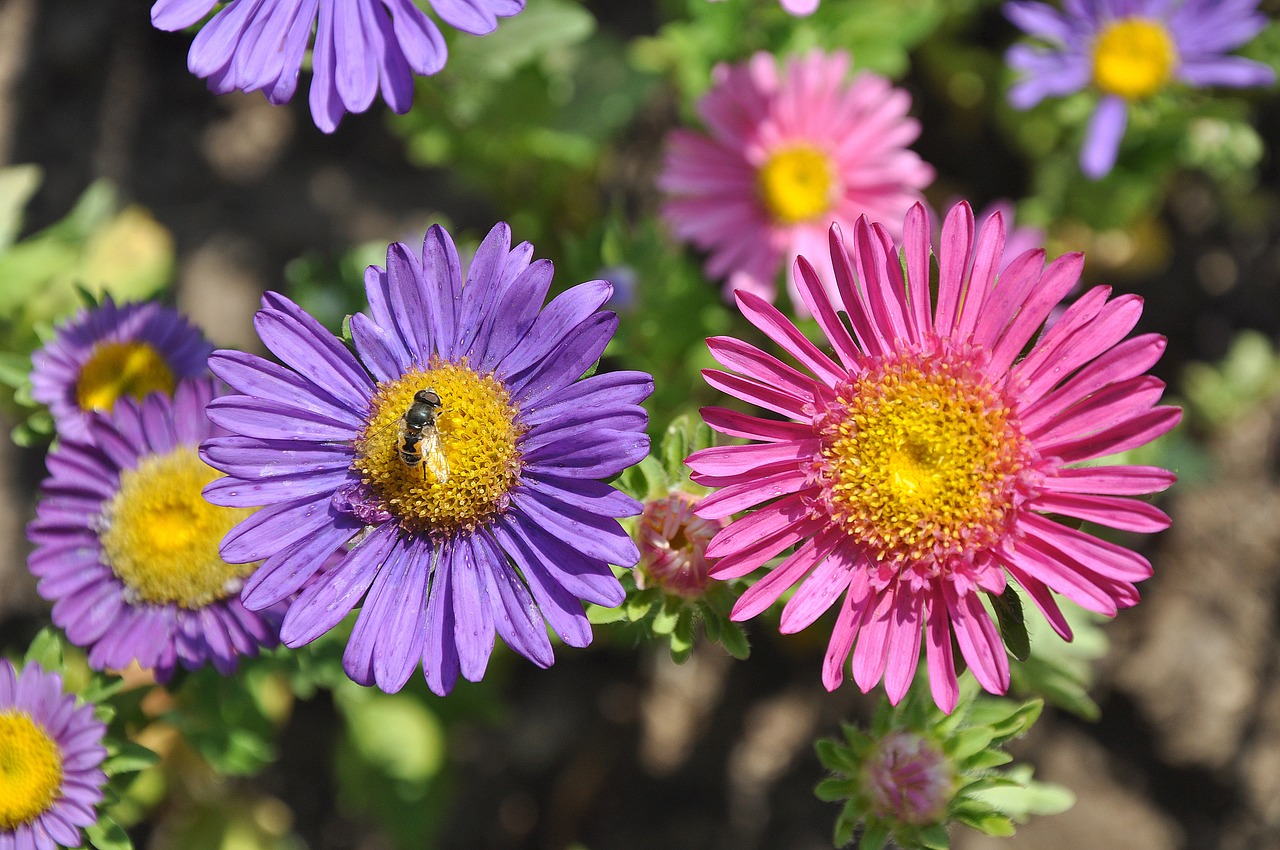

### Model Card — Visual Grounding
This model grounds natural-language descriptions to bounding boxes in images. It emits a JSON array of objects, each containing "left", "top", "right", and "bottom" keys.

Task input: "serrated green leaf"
[
  {"left": 919, "top": 823, "right": 950, "bottom": 849},
  {"left": 85, "top": 816, "right": 133, "bottom": 850},
  {"left": 718, "top": 620, "right": 750, "bottom": 660},
  {"left": 953, "top": 810, "right": 1016, "bottom": 837},
  {"left": 959, "top": 748, "right": 1013, "bottom": 771},
  {"left": 989, "top": 585, "right": 1030, "bottom": 662}
]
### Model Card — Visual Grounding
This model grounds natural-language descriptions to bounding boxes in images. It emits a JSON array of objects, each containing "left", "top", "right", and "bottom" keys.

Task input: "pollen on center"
[
  {"left": 812, "top": 350, "right": 1034, "bottom": 571},
  {"left": 0, "top": 710, "right": 64, "bottom": 830},
  {"left": 354, "top": 359, "right": 523, "bottom": 536},
  {"left": 99, "top": 447, "right": 255, "bottom": 609},
  {"left": 76, "top": 340, "right": 177, "bottom": 412},
  {"left": 757, "top": 144, "right": 836, "bottom": 225}
]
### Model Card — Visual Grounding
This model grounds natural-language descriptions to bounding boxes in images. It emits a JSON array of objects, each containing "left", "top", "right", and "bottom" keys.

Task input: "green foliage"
[
  {"left": 593, "top": 415, "right": 751, "bottom": 663},
  {"left": 394, "top": 0, "right": 656, "bottom": 255},
  {"left": 1183, "top": 330, "right": 1280, "bottom": 429},
  {"left": 816, "top": 677, "right": 1070, "bottom": 849},
  {"left": 0, "top": 168, "right": 175, "bottom": 445}
]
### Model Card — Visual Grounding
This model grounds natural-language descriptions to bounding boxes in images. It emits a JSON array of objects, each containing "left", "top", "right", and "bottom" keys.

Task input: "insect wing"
[{"left": 423, "top": 428, "right": 450, "bottom": 484}]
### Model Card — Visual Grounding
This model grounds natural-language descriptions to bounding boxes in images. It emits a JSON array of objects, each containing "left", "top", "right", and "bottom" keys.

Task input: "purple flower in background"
[
  {"left": 0, "top": 660, "right": 108, "bottom": 850},
  {"left": 201, "top": 222, "right": 651, "bottom": 695},
  {"left": 27, "top": 378, "right": 282, "bottom": 681},
  {"left": 30, "top": 296, "right": 213, "bottom": 443},
  {"left": 1005, "top": 0, "right": 1276, "bottom": 178},
  {"left": 151, "top": 0, "right": 525, "bottom": 133}
]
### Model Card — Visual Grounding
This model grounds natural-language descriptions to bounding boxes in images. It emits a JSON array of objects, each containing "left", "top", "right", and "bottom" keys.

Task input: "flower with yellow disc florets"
[
  {"left": 30, "top": 295, "right": 213, "bottom": 443},
  {"left": 1005, "top": 0, "right": 1275, "bottom": 178},
  {"left": 27, "top": 378, "right": 282, "bottom": 680},
  {"left": 688, "top": 200, "right": 1180, "bottom": 712},
  {"left": 202, "top": 222, "right": 652, "bottom": 695}
]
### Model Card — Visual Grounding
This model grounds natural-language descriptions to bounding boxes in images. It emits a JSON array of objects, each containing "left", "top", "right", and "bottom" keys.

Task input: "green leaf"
[
  {"left": 989, "top": 585, "right": 1030, "bottom": 662},
  {"left": 0, "top": 164, "right": 42, "bottom": 251},
  {"left": 587, "top": 604, "right": 627, "bottom": 625},
  {"left": 85, "top": 816, "right": 133, "bottom": 850},
  {"left": 662, "top": 415, "right": 694, "bottom": 483},
  {"left": 858, "top": 820, "right": 889, "bottom": 850},
  {"left": 651, "top": 597, "right": 682, "bottom": 634},
  {"left": 717, "top": 619, "right": 750, "bottom": 660},
  {"left": 953, "top": 811, "right": 1016, "bottom": 837},
  {"left": 102, "top": 742, "right": 160, "bottom": 777},
  {"left": 815, "top": 776, "right": 858, "bottom": 802},
  {"left": 919, "top": 823, "right": 951, "bottom": 849},
  {"left": 23, "top": 628, "right": 64, "bottom": 671}
]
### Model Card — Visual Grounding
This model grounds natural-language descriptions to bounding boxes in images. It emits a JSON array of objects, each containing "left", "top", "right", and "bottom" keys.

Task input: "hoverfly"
[{"left": 398, "top": 388, "right": 450, "bottom": 484}]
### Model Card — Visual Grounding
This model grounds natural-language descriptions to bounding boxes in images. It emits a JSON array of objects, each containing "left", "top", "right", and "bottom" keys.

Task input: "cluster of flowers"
[{"left": 11, "top": 0, "right": 1274, "bottom": 846}]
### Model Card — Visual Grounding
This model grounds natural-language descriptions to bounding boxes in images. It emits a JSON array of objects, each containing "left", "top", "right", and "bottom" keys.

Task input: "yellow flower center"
[
  {"left": 813, "top": 353, "right": 1032, "bottom": 569},
  {"left": 0, "top": 710, "right": 64, "bottom": 830},
  {"left": 1092, "top": 18, "right": 1178, "bottom": 101},
  {"left": 354, "top": 359, "right": 523, "bottom": 536},
  {"left": 99, "top": 447, "right": 255, "bottom": 608},
  {"left": 75, "top": 341, "right": 177, "bottom": 412},
  {"left": 757, "top": 145, "right": 835, "bottom": 225}
]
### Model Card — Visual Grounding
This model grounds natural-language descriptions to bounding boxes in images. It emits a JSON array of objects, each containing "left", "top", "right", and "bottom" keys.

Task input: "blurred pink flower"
[{"left": 660, "top": 50, "right": 933, "bottom": 314}]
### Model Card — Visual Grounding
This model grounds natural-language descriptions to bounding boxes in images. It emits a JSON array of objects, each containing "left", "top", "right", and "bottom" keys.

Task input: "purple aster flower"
[
  {"left": 0, "top": 659, "right": 107, "bottom": 850},
  {"left": 151, "top": 0, "right": 525, "bottom": 133},
  {"left": 27, "top": 378, "right": 282, "bottom": 681},
  {"left": 1005, "top": 0, "right": 1276, "bottom": 178},
  {"left": 30, "top": 295, "right": 214, "bottom": 443},
  {"left": 201, "top": 222, "right": 652, "bottom": 695}
]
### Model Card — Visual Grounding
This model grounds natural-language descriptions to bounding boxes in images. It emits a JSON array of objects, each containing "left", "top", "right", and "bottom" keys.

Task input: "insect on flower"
[{"left": 398, "top": 387, "right": 450, "bottom": 484}]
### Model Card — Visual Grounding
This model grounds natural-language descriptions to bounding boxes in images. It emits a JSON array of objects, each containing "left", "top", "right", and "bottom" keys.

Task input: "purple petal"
[
  {"left": 281, "top": 522, "right": 398, "bottom": 646},
  {"left": 1081, "top": 96, "right": 1128, "bottom": 179}
]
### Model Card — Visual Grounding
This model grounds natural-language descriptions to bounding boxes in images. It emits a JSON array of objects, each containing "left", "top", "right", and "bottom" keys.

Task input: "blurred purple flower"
[
  {"left": 1005, "top": 0, "right": 1275, "bottom": 178},
  {"left": 151, "top": 0, "right": 524, "bottom": 132},
  {"left": 27, "top": 378, "right": 282, "bottom": 680}
]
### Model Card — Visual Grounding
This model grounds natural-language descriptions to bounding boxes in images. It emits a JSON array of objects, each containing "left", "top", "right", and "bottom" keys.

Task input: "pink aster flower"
[
  {"left": 687, "top": 201, "right": 1180, "bottom": 712},
  {"left": 659, "top": 50, "right": 934, "bottom": 313}
]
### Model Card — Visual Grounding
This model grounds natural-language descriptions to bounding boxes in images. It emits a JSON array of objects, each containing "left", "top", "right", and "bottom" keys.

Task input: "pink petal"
[
  {"left": 1042, "top": 464, "right": 1177, "bottom": 496},
  {"left": 971, "top": 247, "right": 1046, "bottom": 351},
  {"left": 704, "top": 492, "right": 812, "bottom": 560},
  {"left": 822, "top": 576, "right": 874, "bottom": 691},
  {"left": 686, "top": 440, "right": 819, "bottom": 478},
  {"left": 707, "top": 335, "right": 820, "bottom": 396},
  {"left": 732, "top": 532, "right": 841, "bottom": 621},
  {"left": 779, "top": 545, "right": 859, "bottom": 633},
  {"left": 933, "top": 201, "right": 975, "bottom": 334},
  {"left": 987, "top": 252, "right": 1084, "bottom": 375},
  {"left": 696, "top": 466, "right": 811, "bottom": 519},
  {"left": 734, "top": 290, "right": 846, "bottom": 386},
  {"left": 1030, "top": 375, "right": 1166, "bottom": 447},
  {"left": 1049, "top": 405, "right": 1182, "bottom": 465},
  {"left": 700, "top": 406, "right": 814, "bottom": 442},
  {"left": 1018, "top": 333, "right": 1168, "bottom": 432},
  {"left": 793, "top": 255, "right": 862, "bottom": 369},
  {"left": 852, "top": 589, "right": 896, "bottom": 692},
  {"left": 901, "top": 202, "right": 934, "bottom": 337},
  {"left": 954, "top": 209, "right": 1006, "bottom": 341},
  {"left": 702, "top": 368, "right": 811, "bottom": 420},
  {"left": 883, "top": 589, "right": 924, "bottom": 704},
  {"left": 1019, "top": 512, "right": 1154, "bottom": 581},
  {"left": 1030, "top": 491, "right": 1170, "bottom": 534},
  {"left": 924, "top": 589, "right": 959, "bottom": 713},
  {"left": 944, "top": 583, "right": 1009, "bottom": 695}
]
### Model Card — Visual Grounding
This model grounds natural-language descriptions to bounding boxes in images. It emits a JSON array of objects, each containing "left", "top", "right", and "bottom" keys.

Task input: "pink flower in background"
[
  {"left": 707, "top": 0, "right": 819, "bottom": 15},
  {"left": 659, "top": 50, "right": 933, "bottom": 313},
  {"left": 688, "top": 201, "right": 1179, "bottom": 712}
]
